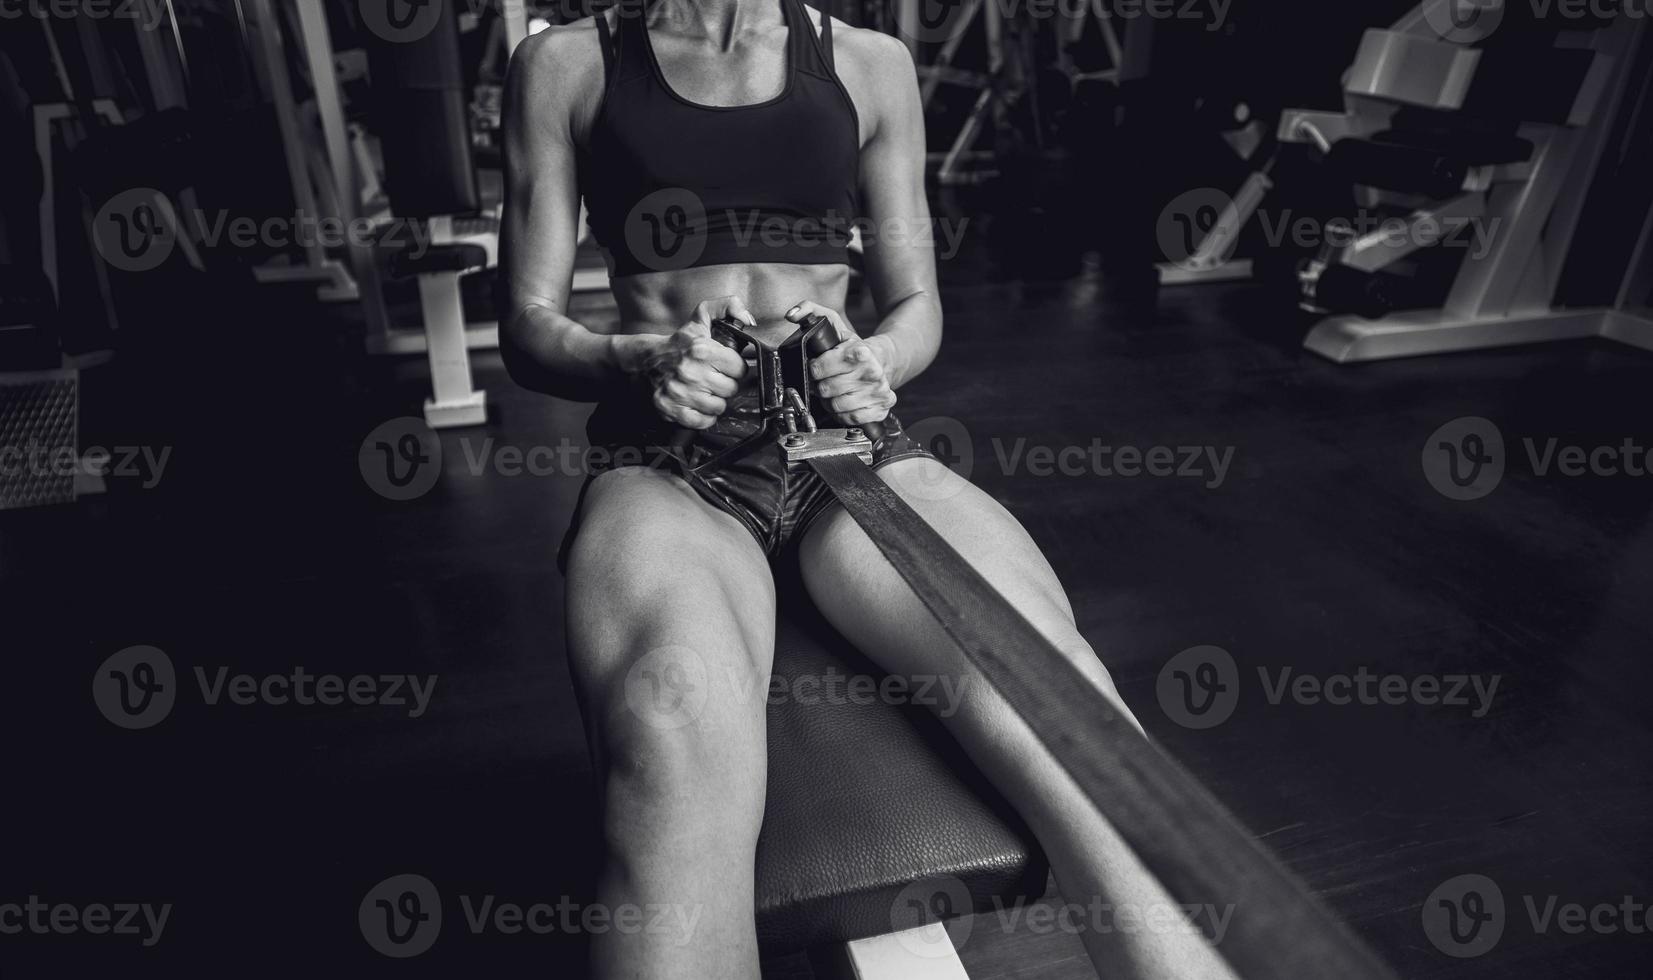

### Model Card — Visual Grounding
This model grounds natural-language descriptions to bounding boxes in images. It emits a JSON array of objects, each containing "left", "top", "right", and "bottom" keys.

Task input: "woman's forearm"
[
  {"left": 865, "top": 289, "right": 942, "bottom": 391},
  {"left": 502, "top": 303, "right": 663, "bottom": 401}
]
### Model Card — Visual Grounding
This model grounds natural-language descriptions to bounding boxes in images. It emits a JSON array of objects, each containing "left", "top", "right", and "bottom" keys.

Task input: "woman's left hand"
[{"left": 787, "top": 301, "right": 897, "bottom": 426}]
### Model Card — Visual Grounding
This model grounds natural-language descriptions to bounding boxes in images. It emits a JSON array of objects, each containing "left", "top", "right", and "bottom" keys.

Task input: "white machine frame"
[{"left": 1284, "top": 1, "right": 1652, "bottom": 362}]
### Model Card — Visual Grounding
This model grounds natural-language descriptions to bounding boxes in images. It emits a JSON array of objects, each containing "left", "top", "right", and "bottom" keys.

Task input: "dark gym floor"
[{"left": 5, "top": 250, "right": 1652, "bottom": 978}]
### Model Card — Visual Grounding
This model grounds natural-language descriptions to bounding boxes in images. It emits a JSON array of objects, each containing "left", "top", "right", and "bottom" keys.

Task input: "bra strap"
[
  {"left": 818, "top": 3, "right": 833, "bottom": 71},
  {"left": 594, "top": 6, "right": 617, "bottom": 80}
]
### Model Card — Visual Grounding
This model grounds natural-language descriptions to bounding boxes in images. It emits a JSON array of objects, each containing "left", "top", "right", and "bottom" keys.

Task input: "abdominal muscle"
[{"left": 605, "top": 261, "right": 852, "bottom": 346}]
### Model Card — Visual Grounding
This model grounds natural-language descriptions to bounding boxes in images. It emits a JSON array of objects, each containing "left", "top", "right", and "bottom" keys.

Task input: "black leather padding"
[{"left": 754, "top": 586, "right": 1049, "bottom": 953}]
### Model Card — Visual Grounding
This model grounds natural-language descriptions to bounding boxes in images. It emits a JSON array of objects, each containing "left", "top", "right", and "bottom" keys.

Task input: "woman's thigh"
[
  {"left": 796, "top": 456, "right": 1131, "bottom": 725},
  {"left": 564, "top": 466, "right": 778, "bottom": 770}
]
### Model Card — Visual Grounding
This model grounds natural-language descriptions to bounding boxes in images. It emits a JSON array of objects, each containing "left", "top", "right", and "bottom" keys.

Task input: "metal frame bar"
[
  {"left": 1601, "top": 309, "right": 1653, "bottom": 349},
  {"left": 416, "top": 215, "right": 488, "bottom": 429},
  {"left": 501, "top": 0, "right": 529, "bottom": 52},
  {"left": 1340, "top": 190, "right": 1485, "bottom": 274},
  {"left": 132, "top": 0, "right": 188, "bottom": 110},
  {"left": 1617, "top": 198, "right": 1653, "bottom": 311},
  {"left": 293, "top": 0, "right": 391, "bottom": 337},
  {"left": 1304, "top": 308, "right": 1608, "bottom": 363},
  {"left": 34, "top": 100, "right": 122, "bottom": 302},
  {"left": 844, "top": 925, "right": 970, "bottom": 979},
  {"left": 244, "top": 0, "right": 358, "bottom": 300},
  {"left": 1541, "top": 17, "right": 1648, "bottom": 300}
]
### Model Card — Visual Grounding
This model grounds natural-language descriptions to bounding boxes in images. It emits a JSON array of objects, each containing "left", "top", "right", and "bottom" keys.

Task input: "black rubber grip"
[
  {"left": 1328, "top": 139, "right": 1468, "bottom": 200},
  {"left": 802, "top": 315, "right": 886, "bottom": 445}
]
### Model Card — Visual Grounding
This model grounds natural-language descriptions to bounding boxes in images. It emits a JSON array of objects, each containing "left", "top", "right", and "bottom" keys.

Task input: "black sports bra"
[{"left": 579, "top": 0, "right": 862, "bottom": 277}]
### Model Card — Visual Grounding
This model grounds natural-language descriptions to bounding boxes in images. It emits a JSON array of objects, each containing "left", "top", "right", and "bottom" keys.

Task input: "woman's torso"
[{"left": 574, "top": 0, "right": 862, "bottom": 347}]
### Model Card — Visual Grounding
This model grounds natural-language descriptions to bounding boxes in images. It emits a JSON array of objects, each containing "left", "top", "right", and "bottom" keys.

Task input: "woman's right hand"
[{"left": 641, "top": 296, "right": 752, "bottom": 429}]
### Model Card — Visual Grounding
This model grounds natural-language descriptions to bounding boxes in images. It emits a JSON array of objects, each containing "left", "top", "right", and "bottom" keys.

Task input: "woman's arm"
[
  {"left": 843, "top": 29, "right": 943, "bottom": 391},
  {"left": 786, "top": 25, "right": 942, "bottom": 427},
  {"left": 499, "top": 20, "right": 660, "bottom": 401}
]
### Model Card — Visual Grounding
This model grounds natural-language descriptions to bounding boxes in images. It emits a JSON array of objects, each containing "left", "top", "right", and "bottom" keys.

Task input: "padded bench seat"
[{"left": 754, "top": 586, "right": 1049, "bottom": 954}]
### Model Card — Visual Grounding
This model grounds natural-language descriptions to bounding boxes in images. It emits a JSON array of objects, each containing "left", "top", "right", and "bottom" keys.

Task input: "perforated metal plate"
[{"left": 0, "top": 370, "right": 79, "bottom": 510}]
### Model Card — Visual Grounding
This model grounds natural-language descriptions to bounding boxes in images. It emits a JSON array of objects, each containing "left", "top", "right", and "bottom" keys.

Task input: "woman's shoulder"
[
  {"left": 825, "top": 18, "right": 918, "bottom": 82},
  {"left": 504, "top": 15, "right": 615, "bottom": 138},
  {"left": 817, "top": 19, "right": 919, "bottom": 133},
  {"left": 507, "top": 15, "right": 610, "bottom": 92}
]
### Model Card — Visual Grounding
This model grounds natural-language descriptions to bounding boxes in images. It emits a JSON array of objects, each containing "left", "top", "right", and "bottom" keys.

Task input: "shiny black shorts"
[{"left": 558, "top": 381, "right": 932, "bottom": 571}]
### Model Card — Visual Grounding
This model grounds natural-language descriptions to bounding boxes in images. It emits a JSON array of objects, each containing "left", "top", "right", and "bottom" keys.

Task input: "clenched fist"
[
  {"left": 644, "top": 296, "right": 752, "bottom": 429},
  {"left": 788, "top": 301, "right": 896, "bottom": 426}
]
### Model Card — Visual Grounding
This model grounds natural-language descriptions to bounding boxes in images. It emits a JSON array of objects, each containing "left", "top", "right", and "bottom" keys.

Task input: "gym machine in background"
[
  {"left": 1, "top": 1, "right": 205, "bottom": 508},
  {"left": 242, "top": 0, "right": 374, "bottom": 301},
  {"left": 284, "top": 0, "right": 610, "bottom": 428},
  {"left": 1280, "top": 0, "right": 1652, "bottom": 362}
]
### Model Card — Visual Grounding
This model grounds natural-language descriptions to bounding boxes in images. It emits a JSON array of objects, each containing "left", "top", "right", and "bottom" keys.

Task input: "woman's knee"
[{"left": 594, "top": 648, "right": 771, "bottom": 844}]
